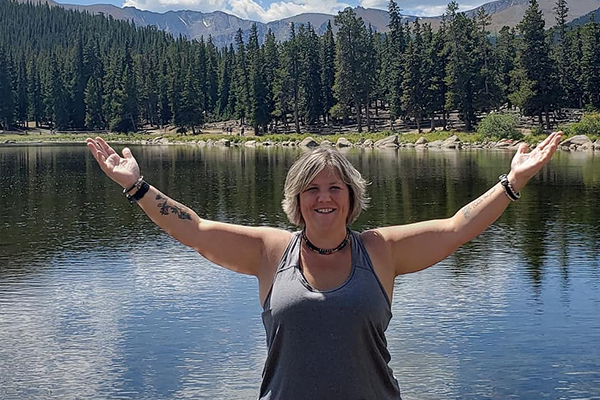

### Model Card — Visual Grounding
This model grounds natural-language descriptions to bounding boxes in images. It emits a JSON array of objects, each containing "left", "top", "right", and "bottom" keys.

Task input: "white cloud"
[
  {"left": 123, "top": 0, "right": 350, "bottom": 22},
  {"left": 357, "top": 0, "right": 387, "bottom": 11}
]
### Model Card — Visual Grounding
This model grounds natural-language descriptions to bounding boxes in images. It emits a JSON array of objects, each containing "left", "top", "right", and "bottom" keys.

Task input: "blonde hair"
[{"left": 282, "top": 148, "right": 369, "bottom": 227}]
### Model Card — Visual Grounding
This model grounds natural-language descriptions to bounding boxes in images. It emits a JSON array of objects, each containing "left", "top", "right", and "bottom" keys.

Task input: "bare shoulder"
[
  {"left": 359, "top": 229, "right": 395, "bottom": 300},
  {"left": 260, "top": 227, "right": 294, "bottom": 259}
]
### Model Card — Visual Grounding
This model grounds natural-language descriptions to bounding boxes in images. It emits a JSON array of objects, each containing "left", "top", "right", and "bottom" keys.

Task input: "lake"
[{"left": 1, "top": 143, "right": 599, "bottom": 399}]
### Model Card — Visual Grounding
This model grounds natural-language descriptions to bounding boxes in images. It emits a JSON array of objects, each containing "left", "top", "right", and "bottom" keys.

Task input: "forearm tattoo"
[
  {"left": 155, "top": 194, "right": 192, "bottom": 220},
  {"left": 461, "top": 186, "right": 497, "bottom": 220}
]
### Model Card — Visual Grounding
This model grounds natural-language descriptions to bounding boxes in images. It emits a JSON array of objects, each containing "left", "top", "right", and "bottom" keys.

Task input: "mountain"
[
  {"left": 15, "top": 0, "right": 600, "bottom": 45},
  {"left": 568, "top": 6, "right": 600, "bottom": 28}
]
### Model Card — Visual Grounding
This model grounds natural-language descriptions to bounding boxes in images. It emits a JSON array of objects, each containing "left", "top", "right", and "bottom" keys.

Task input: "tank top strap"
[
  {"left": 276, "top": 231, "right": 302, "bottom": 273},
  {"left": 350, "top": 230, "right": 392, "bottom": 307}
]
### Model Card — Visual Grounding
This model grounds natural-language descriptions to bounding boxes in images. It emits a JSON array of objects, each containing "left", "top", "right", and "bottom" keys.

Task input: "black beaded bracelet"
[
  {"left": 499, "top": 174, "right": 520, "bottom": 201},
  {"left": 126, "top": 181, "right": 150, "bottom": 204},
  {"left": 123, "top": 176, "right": 144, "bottom": 195}
]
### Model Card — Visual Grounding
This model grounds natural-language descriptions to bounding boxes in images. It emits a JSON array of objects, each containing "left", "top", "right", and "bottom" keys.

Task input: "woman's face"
[{"left": 299, "top": 167, "right": 350, "bottom": 231}]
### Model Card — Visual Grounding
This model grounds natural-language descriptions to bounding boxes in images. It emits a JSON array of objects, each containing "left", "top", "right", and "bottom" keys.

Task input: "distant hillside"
[
  {"left": 14, "top": 0, "right": 600, "bottom": 45},
  {"left": 568, "top": 6, "right": 600, "bottom": 28}
]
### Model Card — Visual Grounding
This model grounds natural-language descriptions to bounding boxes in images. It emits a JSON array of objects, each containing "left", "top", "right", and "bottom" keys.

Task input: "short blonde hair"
[{"left": 282, "top": 148, "right": 370, "bottom": 227}]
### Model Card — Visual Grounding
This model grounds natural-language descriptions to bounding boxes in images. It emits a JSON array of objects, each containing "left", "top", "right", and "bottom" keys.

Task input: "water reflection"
[{"left": 1, "top": 144, "right": 599, "bottom": 399}]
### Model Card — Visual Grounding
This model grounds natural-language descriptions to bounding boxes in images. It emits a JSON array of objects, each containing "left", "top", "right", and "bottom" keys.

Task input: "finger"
[
  {"left": 518, "top": 142, "right": 529, "bottom": 154},
  {"left": 537, "top": 132, "right": 559, "bottom": 151},
  {"left": 122, "top": 147, "right": 134, "bottom": 159},
  {"left": 95, "top": 137, "right": 116, "bottom": 157}
]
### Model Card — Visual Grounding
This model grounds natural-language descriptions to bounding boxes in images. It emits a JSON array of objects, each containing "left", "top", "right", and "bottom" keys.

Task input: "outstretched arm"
[
  {"left": 86, "top": 137, "right": 290, "bottom": 277},
  {"left": 364, "top": 131, "right": 563, "bottom": 276}
]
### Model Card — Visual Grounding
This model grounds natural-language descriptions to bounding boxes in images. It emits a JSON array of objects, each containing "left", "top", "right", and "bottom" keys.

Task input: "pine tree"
[
  {"left": 247, "top": 23, "right": 269, "bottom": 134},
  {"left": 0, "top": 47, "right": 14, "bottom": 129},
  {"left": 84, "top": 40, "right": 105, "bottom": 129},
  {"left": 319, "top": 21, "right": 335, "bottom": 124},
  {"left": 15, "top": 55, "right": 28, "bottom": 128},
  {"left": 444, "top": 2, "right": 478, "bottom": 131},
  {"left": 205, "top": 36, "right": 219, "bottom": 115},
  {"left": 495, "top": 26, "right": 517, "bottom": 108},
  {"left": 401, "top": 19, "right": 425, "bottom": 132},
  {"left": 511, "top": 0, "right": 557, "bottom": 128},
  {"left": 334, "top": 8, "right": 369, "bottom": 132},
  {"left": 233, "top": 29, "right": 250, "bottom": 125},
  {"left": 277, "top": 23, "right": 301, "bottom": 133},
  {"left": 580, "top": 20, "right": 600, "bottom": 108},
  {"left": 553, "top": 0, "right": 570, "bottom": 108},
  {"left": 299, "top": 23, "right": 322, "bottom": 126},
  {"left": 262, "top": 29, "right": 279, "bottom": 127},
  {"left": 386, "top": 0, "right": 406, "bottom": 122},
  {"left": 68, "top": 38, "right": 86, "bottom": 129},
  {"left": 27, "top": 59, "right": 43, "bottom": 127}
]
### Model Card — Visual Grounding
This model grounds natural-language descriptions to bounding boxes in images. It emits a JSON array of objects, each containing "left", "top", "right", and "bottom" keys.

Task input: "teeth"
[{"left": 316, "top": 208, "right": 334, "bottom": 213}]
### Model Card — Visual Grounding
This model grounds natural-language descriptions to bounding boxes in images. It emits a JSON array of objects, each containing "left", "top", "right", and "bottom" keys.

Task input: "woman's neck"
[{"left": 303, "top": 226, "right": 348, "bottom": 250}]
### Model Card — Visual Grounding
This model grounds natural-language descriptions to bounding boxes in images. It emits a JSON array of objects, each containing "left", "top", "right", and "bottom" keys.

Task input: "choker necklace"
[{"left": 302, "top": 229, "right": 350, "bottom": 255}]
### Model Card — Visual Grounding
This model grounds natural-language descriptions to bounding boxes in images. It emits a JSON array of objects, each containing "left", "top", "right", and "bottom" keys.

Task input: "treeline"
[{"left": 0, "top": 0, "right": 599, "bottom": 133}]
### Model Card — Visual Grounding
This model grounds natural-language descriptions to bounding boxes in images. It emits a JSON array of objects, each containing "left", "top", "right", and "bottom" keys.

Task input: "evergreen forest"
[{"left": 0, "top": 0, "right": 599, "bottom": 134}]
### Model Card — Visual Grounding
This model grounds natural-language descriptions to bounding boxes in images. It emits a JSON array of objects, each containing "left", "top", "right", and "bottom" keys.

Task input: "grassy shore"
[{"left": 0, "top": 129, "right": 555, "bottom": 146}]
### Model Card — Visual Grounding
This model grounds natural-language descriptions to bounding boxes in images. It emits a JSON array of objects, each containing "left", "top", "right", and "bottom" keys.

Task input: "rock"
[
  {"left": 362, "top": 139, "right": 374, "bottom": 147},
  {"left": 560, "top": 135, "right": 592, "bottom": 147},
  {"left": 215, "top": 139, "right": 231, "bottom": 147},
  {"left": 494, "top": 139, "right": 512, "bottom": 148},
  {"left": 415, "top": 144, "right": 428, "bottom": 150},
  {"left": 299, "top": 137, "right": 319, "bottom": 148},
  {"left": 355, "top": 137, "right": 365, "bottom": 146},
  {"left": 197, "top": 140, "right": 206, "bottom": 146},
  {"left": 245, "top": 140, "right": 256, "bottom": 147},
  {"left": 320, "top": 140, "right": 333, "bottom": 147},
  {"left": 428, "top": 140, "right": 444, "bottom": 148},
  {"left": 593, "top": 140, "right": 600, "bottom": 150},
  {"left": 262, "top": 140, "right": 273, "bottom": 146},
  {"left": 442, "top": 135, "right": 461, "bottom": 149},
  {"left": 415, "top": 136, "right": 428, "bottom": 145},
  {"left": 374, "top": 135, "right": 398, "bottom": 148},
  {"left": 206, "top": 139, "right": 215, "bottom": 146},
  {"left": 336, "top": 137, "right": 353, "bottom": 147}
]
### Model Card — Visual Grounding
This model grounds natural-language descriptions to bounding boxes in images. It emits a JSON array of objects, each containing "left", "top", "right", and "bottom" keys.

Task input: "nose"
[{"left": 317, "top": 189, "right": 331, "bottom": 202}]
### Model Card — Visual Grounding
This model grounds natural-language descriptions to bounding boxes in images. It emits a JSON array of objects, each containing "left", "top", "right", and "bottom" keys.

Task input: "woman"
[{"left": 86, "top": 131, "right": 563, "bottom": 399}]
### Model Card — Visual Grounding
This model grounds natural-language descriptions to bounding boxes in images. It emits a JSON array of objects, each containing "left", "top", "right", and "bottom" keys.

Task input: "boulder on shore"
[
  {"left": 299, "top": 137, "right": 319, "bottom": 148},
  {"left": 362, "top": 139, "right": 374, "bottom": 147},
  {"left": 245, "top": 140, "right": 257, "bottom": 147},
  {"left": 215, "top": 138, "right": 231, "bottom": 147},
  {"left": 415, "top": 136, "right": 428, "bottom": 145},
  {"left": 336, "top": 137, "right": 353, "bottom": 147},
  {"left": 560, "top": 135, "right": 593, "bottom": 151},
  {"left": 321, "top": 140, "right": 333, "bottom": 147},
  {"left": 375, "top": 135, "right": 399, "bottom": 148},
  {"left": 442, "top": 135, "right": 461, "bottom": 149}
]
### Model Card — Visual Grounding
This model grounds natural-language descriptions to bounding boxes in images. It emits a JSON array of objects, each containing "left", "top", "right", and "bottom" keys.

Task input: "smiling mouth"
[{"left": 315, "top": 208, "right": 335, "bottom": 214}]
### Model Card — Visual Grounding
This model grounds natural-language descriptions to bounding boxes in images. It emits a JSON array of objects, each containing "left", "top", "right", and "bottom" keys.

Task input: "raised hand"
[
  {"left": 86, "top": 137, "right": 141, "bottom": 189},
  {"left": 509, "top": 131, "right": 563, "bottom": 191}
]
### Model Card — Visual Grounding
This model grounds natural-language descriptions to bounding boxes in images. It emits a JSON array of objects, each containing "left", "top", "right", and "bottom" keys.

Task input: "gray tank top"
[{"left": 259, "top": 231, "right": 402, "bottom": 400}]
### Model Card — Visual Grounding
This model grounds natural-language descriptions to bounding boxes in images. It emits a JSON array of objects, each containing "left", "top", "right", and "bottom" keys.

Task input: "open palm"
[
  {"left": 86, "top": 137, "right": 141, "bottom": 189},
  {"left": 510, "top": 131, "right": 562, "bottom": 187}
]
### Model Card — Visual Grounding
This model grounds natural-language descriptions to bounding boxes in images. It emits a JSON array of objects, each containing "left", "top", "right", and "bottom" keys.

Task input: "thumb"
[
  {"left": 518, "top": 142, "right": 529, "bottom": 154},
  {"left": 122, "top": 147, "right": 134, "bottom": 159}
]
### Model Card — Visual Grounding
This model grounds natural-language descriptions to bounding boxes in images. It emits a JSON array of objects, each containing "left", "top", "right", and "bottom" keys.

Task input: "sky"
[{"left": 63, "top": 0, "right": 488, "bottom": 22}]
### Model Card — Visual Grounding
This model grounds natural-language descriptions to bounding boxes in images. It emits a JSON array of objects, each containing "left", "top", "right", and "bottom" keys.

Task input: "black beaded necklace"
[{"left": 302, "top": 229, "right": 350, "bottom": 255}]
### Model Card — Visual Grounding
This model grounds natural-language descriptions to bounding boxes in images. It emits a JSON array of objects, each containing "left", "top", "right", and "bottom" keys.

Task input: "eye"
[
  {"left": 304, "top": 187, "right": 318, "bottom": 192},
  {"left": 331, "top": 186, "right": 342, "bottom": 190}
]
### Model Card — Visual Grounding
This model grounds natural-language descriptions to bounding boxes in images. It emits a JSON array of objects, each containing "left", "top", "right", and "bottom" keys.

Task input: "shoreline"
[{"left": 1, "top": 132, "right": 599, "bottom": 152}]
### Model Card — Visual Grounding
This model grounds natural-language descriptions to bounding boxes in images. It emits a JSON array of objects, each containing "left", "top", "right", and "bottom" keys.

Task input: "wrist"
[{"left": 506, "top": 171, "right": 525, "bottom": 193}]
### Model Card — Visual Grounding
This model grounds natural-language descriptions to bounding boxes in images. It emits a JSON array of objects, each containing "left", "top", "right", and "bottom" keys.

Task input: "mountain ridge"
[{"left": 14, "top": 0, "right": 600, "bottom": 46}]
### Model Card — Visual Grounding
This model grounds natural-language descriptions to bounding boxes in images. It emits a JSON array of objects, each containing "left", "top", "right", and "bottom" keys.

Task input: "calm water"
[{"left": 1, "top": 143, "right": 600, "bottom": 400}]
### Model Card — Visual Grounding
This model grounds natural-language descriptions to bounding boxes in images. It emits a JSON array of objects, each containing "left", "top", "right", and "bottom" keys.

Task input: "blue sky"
[{"left": 62, "top": 0, "right": 488, "bottom": 22}]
